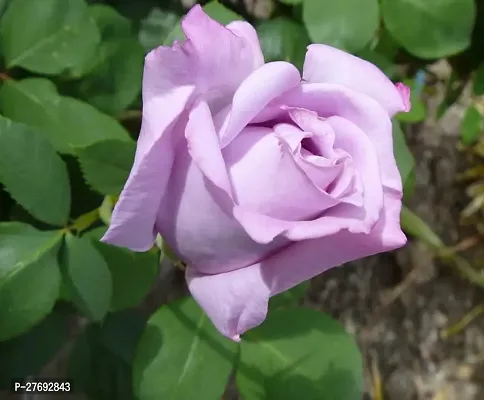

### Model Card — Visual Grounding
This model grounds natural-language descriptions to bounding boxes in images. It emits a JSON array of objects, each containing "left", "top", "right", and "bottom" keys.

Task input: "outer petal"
[
  {"left": 185, "top": 100, "right": 232, "bottom": 196},
  {"left": 102, "top": 5, "right": 262, "bottom": 251},
  {"left": 226, "top": 21, "right": 265, "bottom": 68},
  {"left": 303, "top": 44, "right": 409, "bottom": 117},
  {"left": 101, "top": 58, "right": 195, "bottom": 251},
  {"left": 180, "top": 5, "right": 263, "bottom": 110},
  {"left": 156, "top": 143, "right": 288, "bottom": 274},
  {"left": 187, "top": 191, "right": 406, "bottom": 339}
]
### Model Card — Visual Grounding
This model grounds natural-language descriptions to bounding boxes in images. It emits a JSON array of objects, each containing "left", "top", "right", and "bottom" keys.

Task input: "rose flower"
[{"left": 102, "top": 5, "right": 410, "bottom": 340}]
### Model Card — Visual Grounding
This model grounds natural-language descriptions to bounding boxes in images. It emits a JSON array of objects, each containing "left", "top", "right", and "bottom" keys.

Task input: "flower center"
[{"left": 300, "top": 137, "right": 322, "bottom": 157}]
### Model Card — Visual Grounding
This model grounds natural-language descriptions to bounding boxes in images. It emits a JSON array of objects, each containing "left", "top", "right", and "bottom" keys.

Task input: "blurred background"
[{"left": 1, "top": 0, "right": 484, "bottom": 399}]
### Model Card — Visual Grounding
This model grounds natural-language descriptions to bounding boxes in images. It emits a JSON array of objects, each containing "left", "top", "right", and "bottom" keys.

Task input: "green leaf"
[
  {"left": 0, "top": 0, "right": 100, "bottom": 74},
  {"left": 90, "top": 239, "right": 159, "bottom": 312},
  {"left": 64, "top": 155, "right": 106, "bottom": 220},
  {"left": 163, "top": 1, "right": 243, "bottom": 45},
  {"left": 99, "top": 197, "right": 114, "bottom": 225},
  {"left": 237, "top": 308, "right": 363, "bottom": 400},
  {"left": 79, "top": 38, "right": 143, "bottom": 115},
  {"left": 403, "top": 168, "right": 416, "bottom": 202},
  {"left": 302, "top": 0, "right": 380, "bottom": 53},
  {"left": 69, "top": 4, "right": 132, "bottom": 77},
  {"left": 0, "top": 307, "right": 70, "bottom": 387},
  {"left": 73, "top": 5, "right": 144, "bottom": 114},
  {"left": 60, "top": 233, "right": 112, "bottom": 321},
  {"left": 203, "top": 1, "right": 243, "bottom": 24},
  {"left": 97, "top": 310, "right": 147, "bottom": 364},
  {"left": 400, "top": 205, "right": 444, "bottom": 249},
  {"left": 76, "top": 139, "right": 135, "bottom": 195},
  {"left": 397, "top": 99, "right": 426, "bottom": 123},
  {"left": 392, "top": 120, "right": 415, "bottom": 190},
  {"left": 133, "top": 297, "right": 238, "bottom": 400},
  {"left": 139, "top": 7, "right": 180, "bottom": 51},
  {"left": 0, "top": 0, "right": 9, "bottom": 19},
  {"left": 0, "top": 223, "right": 62, "bottom": 341},
  {"left": 0, "top": 78, "right": 131, "bottom": 154},
  {"left": 279, "top": 0, "right": 302, "bottom": 4},
  {"left": 257, "top": 17, "right": 310, "bottom": 70},
  {"left": 473, "top": 64, "right": 484, "bottom": 96},
  {"left": 460, "top": 105, "right": 483, "bottom": 146},
  {"left": 0, "top": 116, "right": 70, "bottom": 226},
  {"left": 269, "top": 281, "right": 309, "bottom": 310},
  {"left": 381, "top": 0, "right": 476, "bottom": 59},
  {"left": 68, "top": 310, "right": 146, "bottom": 399},
  {"left": 373, "top": 28, "right": 400, "bottom": 61}
]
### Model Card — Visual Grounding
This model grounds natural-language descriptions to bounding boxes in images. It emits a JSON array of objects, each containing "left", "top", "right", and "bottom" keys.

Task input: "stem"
[{"left": 118, "top": 109, "right": 142, "bottom": 121}]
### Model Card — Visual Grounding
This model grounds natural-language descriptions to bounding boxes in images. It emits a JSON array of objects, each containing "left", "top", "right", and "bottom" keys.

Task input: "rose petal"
[
  {"left": 262, "top": 83, "right": 403, "bottom": 195},
  {"left": 101, "top": 53, "right": 195, "bottom": 251},
  {"left": 223, "top": 126, "right": 339, "bottom": 243},
  {"left": 218, "top": 62, "right": 301, "bottom": 148},
  {"left": 303, "top": 44, "right": 408, "bottom": 117},
  {"left": 396, "top": 82, "right": 411, "bottom": 112},
  {"left": 226, "top": 21, "right": 265, "bottom": 69},
  {"left": 185, "top": 100, "right": 232, "bottom": 196},
  {"left": 103, "top": 5, "right": 263, "bottom": 251},
  {"left": 187, "top": 191, "right": 406, "bottom": 339},
  {"left": 327, "top": 115, "right": 383, "bottom": 226},
  {"left": 180, "top": 5, "right": 263, "bottom": 110},
  {"left": 156, "top": 143, "right": 287, "bottom": 274},
  {"left": 282, "top": 112, "right": 388, "bottom": 241},
  {"left": 284, "top": 108, "right": 351, "bottom": 192}
]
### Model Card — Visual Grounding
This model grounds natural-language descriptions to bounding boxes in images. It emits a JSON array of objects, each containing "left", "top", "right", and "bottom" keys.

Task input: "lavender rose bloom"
[{"left": 102, "top": 5, "right": 410, "bottom": 340}]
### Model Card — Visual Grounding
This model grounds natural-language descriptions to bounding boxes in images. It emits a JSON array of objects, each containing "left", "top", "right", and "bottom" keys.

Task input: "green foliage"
[
  {"left": 400, "top": 206, "right": 444, "bottom": 249},
  {"left": 76, "top": 139, "right": 136, "bottom": 195},
  {"left": 72, "top": 4, "right": 145, "bottom": 114},
  {"left": 303, "top": 0, "right": 380, "bottom": 53},
  {"left": 0, "top": 78, "right": 131, "bottom": 154},
  {"left": 392, "top": 120, "right": 416, "bottom": 194},
  {"left": 381, "top": 0, "right": 476, "bottom": 59},
  {"left": 473, "top": 64, "right": 484, "bottom": 95},
  {"left": 133, "top": 297, "right": 238, "bottom": 400},
  {"left": 0, "top": 223, "right": 62, "bottom": 341},
  {"left": 257, "top": 17, "right": 310, "bottom": 70},
  {"left": 0, "top": 0, "right": 9, "bottom": 18},
  {"left": 461, "top": 105, "right": 483, "bottom": 146},
  {"left": 139, "top": 7, "right": 179, "bottom": 51},
  {"left": 0, "top": 308, "right": 70, "bottom": 387},
  {"left": 269, "top": 281, "right": 309, "bottom": 310},
  {"left": 237, "top": 308, "right": 363, "bottom": 400},
  {"left": 0, "top": 116, "right": 70, "bottom": 225},
  {"left": 60, "top": 233, "right": 112, "bottom": 321},
  {"left": 68, "top": 310, "right": 146, "bottom": 399},
  {"left": 87, "top": 228, "right": 159, "bottom": 311},
  {"left": 0, "top": 0, "right": 100, "bottom": 74}
]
